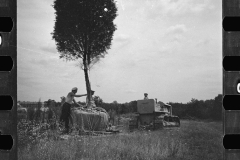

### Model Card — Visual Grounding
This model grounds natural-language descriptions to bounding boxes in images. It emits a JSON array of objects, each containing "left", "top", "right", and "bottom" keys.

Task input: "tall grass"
[
  {"left": 18, "top": 119, "right": 223, "bottom": 160},
  {"left": 19, "top": 131, "right": 187, "bottom": 160}
]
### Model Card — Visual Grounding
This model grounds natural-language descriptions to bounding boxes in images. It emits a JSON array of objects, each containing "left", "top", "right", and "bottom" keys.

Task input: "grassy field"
[{"left": 18, "top": 119, "right": 223, "bottom": 160}]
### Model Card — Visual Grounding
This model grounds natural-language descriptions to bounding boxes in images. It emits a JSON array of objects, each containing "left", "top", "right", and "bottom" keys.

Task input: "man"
[
  {"left": 144, "top": 93, "right": 149, "bottom": 100},
  {"left": 60, "top": 87, "right": 87, "bottom": 134},
  {"left": 86, "top": 90, "right": 96, "bottom": 108}
]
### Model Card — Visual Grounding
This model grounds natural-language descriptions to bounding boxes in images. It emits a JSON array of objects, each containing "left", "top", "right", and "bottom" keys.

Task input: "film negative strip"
[
  {"left": 0, "top": 0, "right": 16, "bottom": 160},
  {"left": 223, "top": 0, "right": 240, "bottom": 159}
]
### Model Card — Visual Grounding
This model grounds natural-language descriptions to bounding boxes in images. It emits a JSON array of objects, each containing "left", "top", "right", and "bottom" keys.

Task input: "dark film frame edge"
[
  {"left": 0, "top": 0, "right": 17, "bottom": 160},
  {"left": 223, "top": 0, "right": 240, "bottom": 159}
]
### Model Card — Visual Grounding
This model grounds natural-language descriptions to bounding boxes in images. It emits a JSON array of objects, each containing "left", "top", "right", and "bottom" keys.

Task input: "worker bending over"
[{"left": 60, "top": 87, "right": 87, "bottom": 134}]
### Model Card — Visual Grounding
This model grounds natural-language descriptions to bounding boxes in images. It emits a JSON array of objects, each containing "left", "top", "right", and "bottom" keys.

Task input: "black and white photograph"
[{"left": 17, "top": 0, "right": 222, "bottom": 159}]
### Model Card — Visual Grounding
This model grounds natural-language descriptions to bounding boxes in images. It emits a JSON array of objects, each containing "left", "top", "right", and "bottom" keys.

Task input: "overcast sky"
[{"left": 17, "top": 0, "right": 222, "bottom": 103}]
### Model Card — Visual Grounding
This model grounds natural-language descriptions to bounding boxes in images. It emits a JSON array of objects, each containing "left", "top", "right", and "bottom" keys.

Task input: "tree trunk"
[{"left": 83, "top": 61, "right": 92, "bottom": 106}]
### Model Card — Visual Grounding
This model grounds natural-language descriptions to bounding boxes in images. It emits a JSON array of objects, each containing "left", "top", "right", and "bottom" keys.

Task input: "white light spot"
[
  {"left": 104, "top": 8, "right": 108, "bottom": 12},
  {"left": 237, "top": 83, "right": 240, "bottom": 93}
]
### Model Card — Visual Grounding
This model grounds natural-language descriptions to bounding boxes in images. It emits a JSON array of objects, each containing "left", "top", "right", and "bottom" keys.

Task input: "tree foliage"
[
  {"left": 52, "top": 0, "right": 117, "bottom": 64},
  {"left": 169, "top": 94, "right": 222, "bottom": 120}
]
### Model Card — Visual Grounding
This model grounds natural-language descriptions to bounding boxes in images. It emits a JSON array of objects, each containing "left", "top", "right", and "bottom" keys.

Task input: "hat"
[
  {"left": 72, "top": 87, "right": 78, "bottom": 91},
  {"left": 144, "top": 93, "right": 148, "bottom": 95}
]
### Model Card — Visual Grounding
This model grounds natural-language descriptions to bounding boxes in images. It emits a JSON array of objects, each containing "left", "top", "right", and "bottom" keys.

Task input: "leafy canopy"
[{"left": 52, "top": 0, "right": 117, "bottom": 66}]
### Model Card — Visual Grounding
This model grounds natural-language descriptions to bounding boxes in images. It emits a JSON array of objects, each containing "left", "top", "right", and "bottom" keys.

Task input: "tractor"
[{"left": 128, "top": 99, "right": 180, "bottom": 131}]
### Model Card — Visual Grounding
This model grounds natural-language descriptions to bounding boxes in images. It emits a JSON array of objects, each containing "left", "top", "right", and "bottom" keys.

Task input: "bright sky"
[{"left": 17, "top": 0, "right": 222, "bottom": 104}]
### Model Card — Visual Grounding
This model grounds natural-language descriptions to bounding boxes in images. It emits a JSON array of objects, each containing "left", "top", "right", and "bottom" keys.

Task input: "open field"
[{"left": 18, "top": 119, "right": 223, "bottom": 160}]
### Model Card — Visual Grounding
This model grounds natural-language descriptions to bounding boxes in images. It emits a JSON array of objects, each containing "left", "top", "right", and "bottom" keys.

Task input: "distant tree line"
[
  {"left": 169, "top": 94, "right": 222, "bottom": 121},
  {"left": 98, "top": 100, "right": 138, "bottom": 114},
  {"left": 20, "top": 94, "right": 222, "bottom": 122},
  {"left": 98, "top": 94, "right": 222, "bottom": 121}
]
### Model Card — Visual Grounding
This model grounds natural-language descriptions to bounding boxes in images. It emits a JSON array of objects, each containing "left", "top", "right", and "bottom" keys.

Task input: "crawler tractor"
[{"left": 128, "top": 99, "right": 180, "bottom": 131}]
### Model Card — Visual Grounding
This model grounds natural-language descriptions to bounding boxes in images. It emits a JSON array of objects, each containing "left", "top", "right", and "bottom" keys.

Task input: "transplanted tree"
[{"left": 52, "top": 0, "right": 117, "bottom": 104}]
